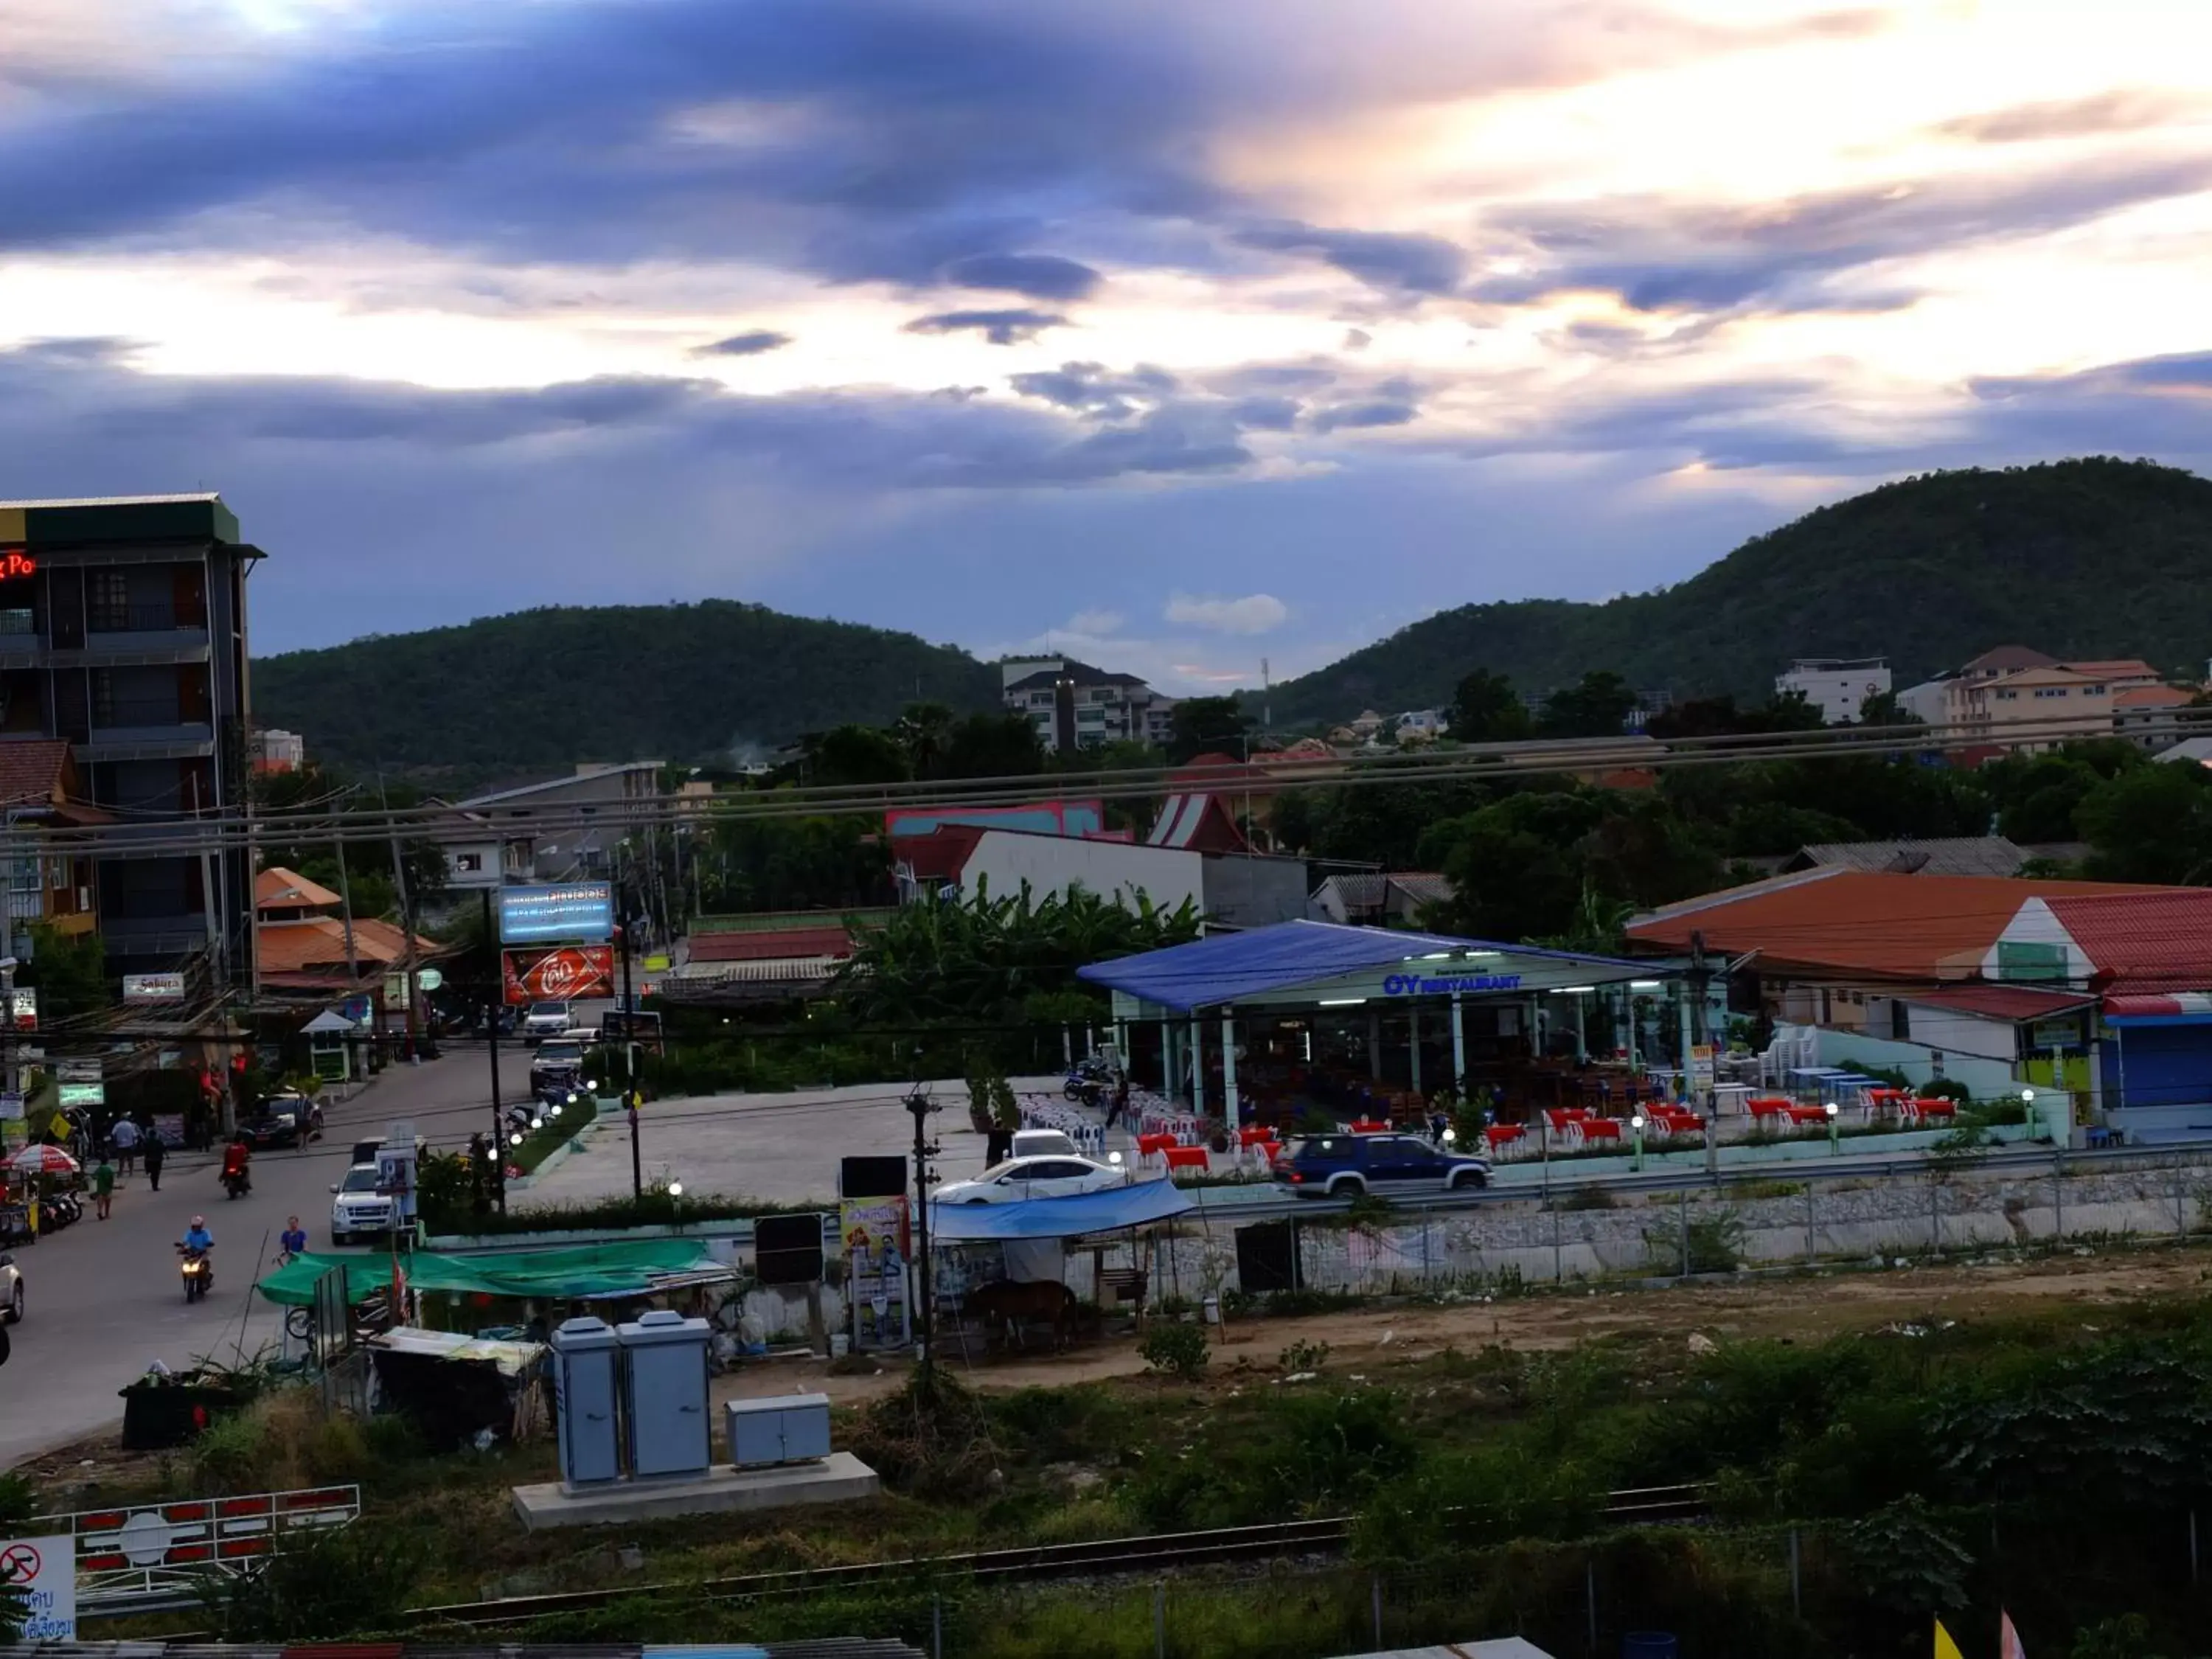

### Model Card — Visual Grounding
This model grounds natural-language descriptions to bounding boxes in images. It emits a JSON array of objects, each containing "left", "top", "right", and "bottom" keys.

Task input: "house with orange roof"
[{"left": 254, "top": 864, "right": 441, "bottom": 995}]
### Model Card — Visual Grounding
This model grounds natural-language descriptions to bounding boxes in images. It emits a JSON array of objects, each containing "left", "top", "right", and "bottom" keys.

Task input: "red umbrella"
[{"left": 8, "top": 1144, "right": 80, "bottom": 1176}]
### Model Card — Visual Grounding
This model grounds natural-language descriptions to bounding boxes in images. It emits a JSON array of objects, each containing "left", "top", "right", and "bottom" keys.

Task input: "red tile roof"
[
  {"left": 2115, "top": 686, "right": 2192, "bottom": 709},
  {"left": 892, "top": 824, "right": 987, "bottom": 883},
  {"left": 1630, "top": 870, "right": 2161, "bottom": 982},
  {"left": 687, "top": 926, "right": 856, "bottom": 964},
  {"left": 2042, "top": 889, "right": 2212, "bottom": 994},
  {"left": 1902, "top": 984, "right": 2096, "bottom": 1021},
  {"left": 0, "top": 740, "right": 73, "bottom": 809},
  {"left": 257, "top": 916, "right": 436, "bottom": 974},
  {"left": 2057, "top": 658, "right": 2161, "bottom": 681}
]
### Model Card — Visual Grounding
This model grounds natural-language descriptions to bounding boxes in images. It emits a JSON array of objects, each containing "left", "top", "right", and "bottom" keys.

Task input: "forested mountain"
[
  {"left": 253, "top": 601, "right": 1000, "bottom": 787},
  {"left": 1263, "top": 459, "right": 2212, "bottom": 725}
]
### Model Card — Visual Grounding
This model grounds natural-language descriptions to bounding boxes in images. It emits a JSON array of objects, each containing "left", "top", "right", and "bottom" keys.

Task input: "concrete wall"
[
  {"left": 961, "top": 831, "right": 1203, "bottom": 914},
  {"left": 1897, "top": 1004, "right": 2018, "bottom": 1063},
  {"left": 1813, "top": 1027, "right": 2017, "bottom": 1097},
  {"left": 1136, "top": 1156, "right": 2212, "bottom": 1298}
]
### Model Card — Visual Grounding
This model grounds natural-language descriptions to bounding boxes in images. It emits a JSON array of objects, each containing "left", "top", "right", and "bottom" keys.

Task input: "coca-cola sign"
[{"left": 503, "top": 945, "right": 614, "bottom": 1006}]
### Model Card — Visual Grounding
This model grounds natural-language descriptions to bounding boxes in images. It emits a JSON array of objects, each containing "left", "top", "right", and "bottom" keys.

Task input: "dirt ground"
[{"left": 718, "top": 1243, "right": 2212, "bottom": 1409}]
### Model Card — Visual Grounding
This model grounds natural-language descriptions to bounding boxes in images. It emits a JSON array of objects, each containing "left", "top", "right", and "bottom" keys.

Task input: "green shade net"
[{"left": 255, "top": 1239, "right": 719, "bottom": 1307}]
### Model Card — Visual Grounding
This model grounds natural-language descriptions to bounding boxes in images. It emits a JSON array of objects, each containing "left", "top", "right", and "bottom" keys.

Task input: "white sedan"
[{"left": 933, "top": 1154, "right": 1130, "bottom": 1206}]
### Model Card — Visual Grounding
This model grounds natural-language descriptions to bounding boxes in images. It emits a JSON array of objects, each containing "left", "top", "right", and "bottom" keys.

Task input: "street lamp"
[
  {"left": 1630, "top": 1113, "right": 1646, "bottom": 1172},
  {"left": 1824, "top": 1099, "right": 1840, "bottom": 1155}
]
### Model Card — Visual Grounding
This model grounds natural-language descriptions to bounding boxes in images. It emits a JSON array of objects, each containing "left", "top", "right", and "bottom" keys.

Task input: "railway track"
[{"left": 410, "top": 1486, "right": 1708, "bottom": 1630}]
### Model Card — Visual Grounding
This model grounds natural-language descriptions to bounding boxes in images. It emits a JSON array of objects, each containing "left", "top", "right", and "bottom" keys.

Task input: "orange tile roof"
[
  {"left": 2056, "top": 658, "right": 2161, "bottom": 681},
  {"left": 0, "top": 740, "right": 74, "bottom": 809},
  {"left": 2115, "top": 686, "right": 2192, "bottom": 709},
  {"left": 1628, "top": 869, "right": 2171, "bottom": 982},
  {"left": 256, "top": 916, "right": 438, "bottom": 974},
  {"left": 256, "top": 866, "right": 344, "bottom": 911}
]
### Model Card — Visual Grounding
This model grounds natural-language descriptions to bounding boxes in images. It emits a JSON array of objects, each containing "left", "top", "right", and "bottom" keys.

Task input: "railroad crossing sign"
[{"left": 0, "top": 1534, "right": 78, "bottom": 1640}]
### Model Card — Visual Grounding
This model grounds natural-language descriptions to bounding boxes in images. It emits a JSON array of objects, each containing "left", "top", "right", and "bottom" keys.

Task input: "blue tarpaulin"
[
  {"left": 929, "top": 1178, "right": 1194, "bottom": 1241},
  {"left": 1076, "top": 918, "right": 1641, "bottom": 1012}
]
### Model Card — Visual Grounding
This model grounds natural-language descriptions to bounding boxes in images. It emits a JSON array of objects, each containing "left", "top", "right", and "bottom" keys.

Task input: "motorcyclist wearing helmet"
[{"left": 182, "top": 1216, "right": 213, "bottom": 1253}]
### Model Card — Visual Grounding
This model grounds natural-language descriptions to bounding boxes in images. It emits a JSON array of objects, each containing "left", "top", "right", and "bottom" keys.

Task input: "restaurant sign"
[{"left": 1382, "top": 971, "right": 1524, "bottom": 997}]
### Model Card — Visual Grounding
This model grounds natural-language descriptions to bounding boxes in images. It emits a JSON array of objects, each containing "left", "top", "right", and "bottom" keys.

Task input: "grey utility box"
[
  {"left": 617, "top": 1309, "right": 713, "bottom": 1480},
  {"left": 726, "top": 1393, "right": 833, "bottom": 1469},
  {"left": 549, "top": 1315, "right": 622, "bottom": 1490}
]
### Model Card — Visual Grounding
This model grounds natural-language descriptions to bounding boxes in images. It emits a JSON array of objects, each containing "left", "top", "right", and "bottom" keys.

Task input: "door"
[
  {"left": 1368, "top": 1136, "right": 1442, "bottom": 1187},
  {"left": 1025, "top": 1159, "right": 1097, "bottom": 1197}
]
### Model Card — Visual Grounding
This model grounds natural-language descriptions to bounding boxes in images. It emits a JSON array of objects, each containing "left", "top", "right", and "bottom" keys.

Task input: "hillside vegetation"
[
  {"left": 252, "top": 600, "right": 999, "bottom": 786},
  {"left": 1265, "top": 458, "right": 2212, "bottom": 723}
]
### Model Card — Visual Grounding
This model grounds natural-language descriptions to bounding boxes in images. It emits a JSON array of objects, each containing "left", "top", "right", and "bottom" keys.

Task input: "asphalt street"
[{"left": 0, "top": 1046, "right": 509, "bottom": 1471}]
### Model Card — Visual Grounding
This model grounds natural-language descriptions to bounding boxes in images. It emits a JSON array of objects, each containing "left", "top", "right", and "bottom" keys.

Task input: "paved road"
[{"left": 0, "top": 1046, "right": 507, "bottom": 1471}]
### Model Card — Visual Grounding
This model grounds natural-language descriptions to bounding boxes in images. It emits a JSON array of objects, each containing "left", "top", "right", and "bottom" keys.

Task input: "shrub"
[
  {"left": 1559, "top": 1184, "right": 1616, "bottom": 1211},
  {"left": 1138, "top": 1321, "right": 1210, "bottom": 1381},
  {"left": 198, "top": 1519, "right": 422, "bottom": 1639},
  {"left": 1279, "top": 1338, "right": 1331, "bottom": 1373},
  {"left": 1644, "top": 1206, "right": 1746, "bottom": 1274}
]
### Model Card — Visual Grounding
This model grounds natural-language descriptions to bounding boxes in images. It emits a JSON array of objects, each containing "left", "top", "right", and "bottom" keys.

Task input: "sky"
[{"left": 2, "top": 0, "right": 2211, "bottom": 692}]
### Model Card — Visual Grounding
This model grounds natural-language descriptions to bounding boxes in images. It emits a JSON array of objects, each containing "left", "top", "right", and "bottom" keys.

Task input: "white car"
[
  {"left": 521, "top": 1000, "right": 573, "bottom": 1044},
  {"left": 0, "top": 1251, "right": 21, "bottom": 1323},
  {"left": 933, "top": 1154, "right": 1130, "bottom": 1206},
  {"left": 328, "top": 1162, "right": 396, "bottom": 1245}
]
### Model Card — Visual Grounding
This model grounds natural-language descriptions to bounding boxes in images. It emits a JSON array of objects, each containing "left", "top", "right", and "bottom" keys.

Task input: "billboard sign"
[
  {"left": 123, "top": 972, "right": 187, "bottom": 1003},
  {"left": 503, "top": 945, "right": 615, "bottom": 1006},
  {"left": 5, "top": 988, "right": 32, "bottom": 1032},
  {"left": 498, "top": 883, "right": 614, "bottom": 945},
  {"left": 57, "top": 1082, "right": 103, "bottom": 1109}
]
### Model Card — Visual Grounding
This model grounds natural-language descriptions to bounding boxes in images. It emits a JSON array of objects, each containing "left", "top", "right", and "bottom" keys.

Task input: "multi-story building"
[
  {"left": 1955, "top": 666, "right": 2118, "bottom": 752},
  {"left": 0, "top": 495, "right": 259, "bottom": 982},
  {"left": 453, "top": 760, "right": 666, "bottom": 882},
  {"left": 249, "top": 728, "right": 305, "bottom": 773},
  {"left": 1774, "top": 656, "right": 1891, "bottom": 724},
  {"left": 1001, "top": 658, "right": 1177, "bottom": 753}
]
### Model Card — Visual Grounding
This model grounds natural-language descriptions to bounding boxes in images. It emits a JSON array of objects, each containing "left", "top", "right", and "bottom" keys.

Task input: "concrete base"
[{"left": 511, "top": 1452, "right": 880, "bottom": 1530}]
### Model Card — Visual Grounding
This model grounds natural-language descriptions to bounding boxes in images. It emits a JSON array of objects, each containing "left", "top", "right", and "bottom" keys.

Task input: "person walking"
[
  {"left": 92, "top": 1155, "right": 115, "bottom": 1220},
  {"left": 143, "top": 1131, "right": 166, "bottom": 1192},
  {"left": 109, "top": 1115, "right": 141, "bottom": 1177}
]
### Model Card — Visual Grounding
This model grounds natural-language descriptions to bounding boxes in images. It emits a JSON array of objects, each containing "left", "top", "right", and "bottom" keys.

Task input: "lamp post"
[
  {"left": 2020, "top": 1086, "right": 2037, "bottom": 1135},
  {"left": 1824, "top": 1100, "right": 1840, "bottom": 1156},
  {"left": 1630, "top": 1113, "right": 1646, "bottom": 1173}
]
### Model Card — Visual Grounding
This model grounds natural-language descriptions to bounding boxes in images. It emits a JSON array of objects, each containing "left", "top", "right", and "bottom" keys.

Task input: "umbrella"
[{"left": 8, "top": 1145, "right": 80, "bottom": 1176}]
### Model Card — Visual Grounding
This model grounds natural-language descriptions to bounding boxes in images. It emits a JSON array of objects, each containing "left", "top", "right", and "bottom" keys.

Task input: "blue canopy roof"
[
  {"left": 1077, "top": 918, "right": 1644, "bottom": 1012},
  {"left": 928, "top": 1177, "right": 1193, "bottom": 1242}
]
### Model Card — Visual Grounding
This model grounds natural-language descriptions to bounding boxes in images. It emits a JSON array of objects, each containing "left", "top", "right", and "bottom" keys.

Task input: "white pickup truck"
[{"left": 521, "top": 1000, "right": 573, "bottom": 1044}]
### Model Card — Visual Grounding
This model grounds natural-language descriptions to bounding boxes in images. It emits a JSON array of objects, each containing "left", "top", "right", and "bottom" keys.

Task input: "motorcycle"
[
  {"left": 220, "top": 1164, "right": 251, "bottom": 1200},
  {"left": 1062, "top": 1057, "right": 1113, "bottom": 1106},
  {"left": 178, "top": 1245, "right": 212, "bottom": 1303}
]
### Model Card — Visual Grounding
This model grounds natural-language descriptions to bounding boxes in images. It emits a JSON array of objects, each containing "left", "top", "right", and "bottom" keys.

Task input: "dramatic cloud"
[
  {"left": 1166, "top": 592, "right": 1290, "bottom": 634},
  {"left": 905, "top": 308, "right": 1071, "bottom": 344},
  {"left": 1235, "top": 220, "right": 1469, "bottom": 296},
  {"left": 692, "top": 330, "right": 794, "bottom": 358},
  {"left": 942, "top": 253, "right": 1105, "bottom": 301}
]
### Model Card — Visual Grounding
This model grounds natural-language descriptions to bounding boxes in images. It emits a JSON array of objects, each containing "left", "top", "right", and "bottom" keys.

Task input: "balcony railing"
[
  {"left": 87, "top": 604, "right": 206, "bottom": 634},
  {"left": 0, "top": 608, "right": 35, "bottom": 638},
  {"left": 91, "top": 699, "right": 190, "bottom": 730}
]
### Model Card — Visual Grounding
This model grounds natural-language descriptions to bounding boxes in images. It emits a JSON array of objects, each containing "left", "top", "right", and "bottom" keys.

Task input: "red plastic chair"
[{"left": 1163, "top": 1146, "right": 1210, "bottom": 1175}]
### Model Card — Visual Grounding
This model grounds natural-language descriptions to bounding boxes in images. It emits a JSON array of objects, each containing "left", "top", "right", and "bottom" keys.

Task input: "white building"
[
  {"left": 452, "top": 760, "right": 665, "bottom": 882},
  {"left": 1775, "top": 656, "right": 1891, "bottom": 724},
  {"left": 1001, "top": 658, "right": 1178, "bottom": 753}
]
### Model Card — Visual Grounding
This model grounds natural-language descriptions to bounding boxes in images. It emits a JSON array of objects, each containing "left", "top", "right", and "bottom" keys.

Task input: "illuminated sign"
[
  {"left": 498, "top": 882, "right": 614, "bottom": 945},
  {"left": 503, "top": 945, "right": 615, "bottom": 1005},
  {"left": 0, "top": 552, "right": 35, "bottom": 581},
  {"left": 1382, "top": 971, "right": 1523, "bottom": 996}
]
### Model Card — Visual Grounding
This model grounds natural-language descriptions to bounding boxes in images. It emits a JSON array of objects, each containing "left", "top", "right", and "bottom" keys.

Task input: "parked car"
[
  {"left": 933, "top": 1154, "right": 1130, "bottom": 1206},
  {"left": 1010, "top": 1128, "right": 1080, "bottom": 1160},
  {"left": 529, "top": 1039, "right": 588, "bottom": 1090},
  {"left": 239, "top": 1090, "right": 316, "bottom": 1150},
  {"left": 1, "top": 1251, "right": 22, "bottom": 1323},
  {"left": 328, "top": 1163, "right": 396, "bottom": 1246},
  {"left": 521, "top": 1001, "right": 574, "bottom": 1045},
  {"left": 1275, "top": 1133, "right": 1490, "bottom": 1198}
]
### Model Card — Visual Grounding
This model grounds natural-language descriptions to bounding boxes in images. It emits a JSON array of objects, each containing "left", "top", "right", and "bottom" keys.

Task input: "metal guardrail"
[{"left": 29, "top": 1485, "right": 360, "bottom": 1607}]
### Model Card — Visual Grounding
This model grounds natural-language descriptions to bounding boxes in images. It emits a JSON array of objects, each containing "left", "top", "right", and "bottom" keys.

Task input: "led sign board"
[{"left": 497, "top": 883, "right": 614, "bottom": 945}]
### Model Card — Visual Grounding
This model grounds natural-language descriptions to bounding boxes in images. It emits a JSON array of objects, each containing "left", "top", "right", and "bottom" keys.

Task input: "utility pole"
[
  {"left": 484, "top": 888, "right": 506, "bottom": 1214},
  {"left": 905, "top": 1085, "right": 939, "bottom": 1401},
  {"left": 619, "top": 847, "right": 641, "bottom": 1200},
  {"left": 379, "top": 776, "right": 418, "bottom": 1063}
]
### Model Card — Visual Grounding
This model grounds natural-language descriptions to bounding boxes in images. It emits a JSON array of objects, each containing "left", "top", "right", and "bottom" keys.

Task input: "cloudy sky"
[{"left": 3, "top": 0, "right": 2210, "bottom": 688}]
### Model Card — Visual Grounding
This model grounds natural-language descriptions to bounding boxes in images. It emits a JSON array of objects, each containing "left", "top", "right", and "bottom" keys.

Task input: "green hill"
[
  {"left": 252, "top": 601, "right": 1000, "bottom": 785},
  {"left": 1264, "top": 458, "right": 2212, "bottom": 725}
]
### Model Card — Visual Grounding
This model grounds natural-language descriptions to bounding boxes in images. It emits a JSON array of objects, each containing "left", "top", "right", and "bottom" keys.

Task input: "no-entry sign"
[{"left": 0, "top": 1534, "right": 77, "bottom": 1641}]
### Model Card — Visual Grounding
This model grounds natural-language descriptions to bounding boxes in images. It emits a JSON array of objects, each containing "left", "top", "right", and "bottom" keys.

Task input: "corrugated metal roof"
[
  {"left": 1790, "top": 837, "right": 2027, "bottom": 877},
  {"left": 1629, "top": 871, "right": 2154, "bottom": 982},
  {"left": 687, "top": 926, "right": 855, "bottom": 963},
  {"left": 1078, "top": 918, "right": 1641, "bottom": 1012}
]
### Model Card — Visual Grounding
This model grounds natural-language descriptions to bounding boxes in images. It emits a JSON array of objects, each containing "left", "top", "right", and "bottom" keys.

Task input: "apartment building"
[
  {"left": 452, "top": 760, "right": 667, "bottom": 882},
  {"left": 1001, "top": 658, "right": 1177, "bottom": 753},
  {"left": 0, "top": 495, "right": 259, "bottom": 981},
  {"left": 1773, "top": 656, "right": 1891, "bottom": 724}
]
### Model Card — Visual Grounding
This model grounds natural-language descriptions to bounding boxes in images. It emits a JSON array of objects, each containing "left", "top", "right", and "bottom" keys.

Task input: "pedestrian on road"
[
  {"left": 278, "top": 1215, "right": 307, "bottom": 1263},
  {"left": 92, "top": 1156, "right": 115, "bottom": 1220},
  {"left": 109, "top": 1115, "right": 141, "bottom": 1176},
  {"left": 144, "top": 1133, "right": 166, "bottom": 1192}
]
